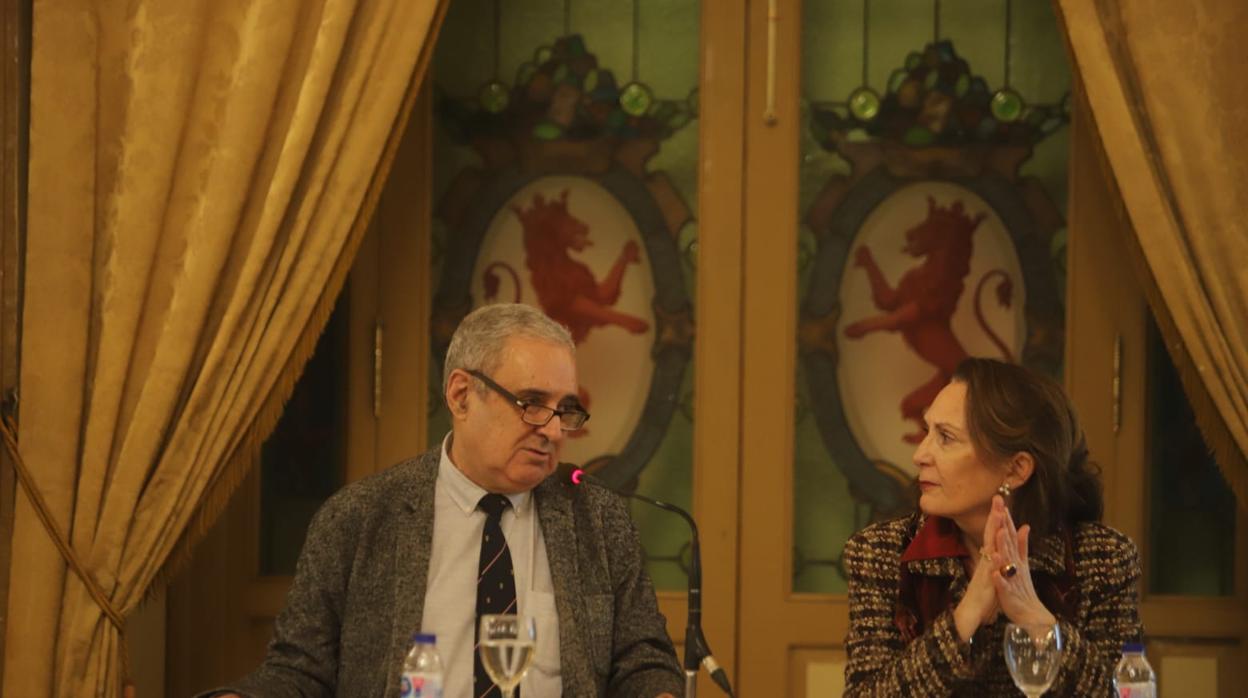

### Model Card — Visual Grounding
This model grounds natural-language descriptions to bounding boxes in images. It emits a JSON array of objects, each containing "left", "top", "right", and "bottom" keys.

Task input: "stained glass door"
[
  {"left": 739, "top": 0, "right": 1073, "bottom": 694},
  {"left": 421, "top": 1, "right": 744, "bottom": 694}
]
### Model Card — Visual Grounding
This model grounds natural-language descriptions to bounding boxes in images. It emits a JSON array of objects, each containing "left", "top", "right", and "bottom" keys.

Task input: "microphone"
[{"left": 567, "top": 466, "right": 734, "bottom": 697}]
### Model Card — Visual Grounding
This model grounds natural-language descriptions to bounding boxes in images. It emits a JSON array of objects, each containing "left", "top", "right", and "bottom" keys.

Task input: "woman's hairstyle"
[
  {"left": 952, "top": 357, "right": 1103, "bottom": 537},
  {"left": 443, "top": 303, "right": 575, "bottom": 393}
]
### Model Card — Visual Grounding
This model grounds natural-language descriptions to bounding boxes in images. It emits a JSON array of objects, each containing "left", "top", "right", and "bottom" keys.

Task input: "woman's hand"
[
  {"left": 953, "top": 501, "right": 1006, "bottom": 641},
  {"left": 991, "top": 496, "right": 1057, "bottom": 630}
]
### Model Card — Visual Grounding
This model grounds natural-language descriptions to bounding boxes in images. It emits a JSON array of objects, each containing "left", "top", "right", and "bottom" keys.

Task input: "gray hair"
[{"left": 442, "top": 303, "right": 575, "bottom": 392}]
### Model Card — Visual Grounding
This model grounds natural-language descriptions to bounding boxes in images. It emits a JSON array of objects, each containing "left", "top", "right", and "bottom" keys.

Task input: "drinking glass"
[
  {"left": 478, "top": 614, "right": 537, "bottom": 698},
  {"left": 1003, "top": 622, "right": 1064, "bottom": 697}
]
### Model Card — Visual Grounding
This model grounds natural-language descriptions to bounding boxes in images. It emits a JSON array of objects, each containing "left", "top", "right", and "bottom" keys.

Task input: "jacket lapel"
[
  {"left": 383, "top": 450, "right": 440, "bottom": 695},
  {"left": 535, "top": 472, "right": 597, "bottom": 696}
]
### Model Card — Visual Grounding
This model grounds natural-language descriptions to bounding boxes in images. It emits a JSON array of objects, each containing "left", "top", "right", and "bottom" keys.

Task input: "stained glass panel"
[
  {"left": 794, "top": 0, "right": 1071, "bottom": 593},
  {"left": 430, "top": 0, "right": 700, "bottom": 591}
]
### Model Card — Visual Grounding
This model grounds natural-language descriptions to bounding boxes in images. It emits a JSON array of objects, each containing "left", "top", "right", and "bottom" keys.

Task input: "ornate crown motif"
[
  {"left": 438, "top": 34, "right": 696, "bottom": 145},
  {"left": 810, "top": 40, "right": 1068, "bottom": 151}
]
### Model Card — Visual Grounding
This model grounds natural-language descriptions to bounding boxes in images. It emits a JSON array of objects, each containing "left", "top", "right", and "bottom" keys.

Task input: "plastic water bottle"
[
  {"left": 400, "top": 633, "right": 443, "bottom": 698},
  {"left": 1113, "top": 641, "right": 1156, "bottom": 698}
]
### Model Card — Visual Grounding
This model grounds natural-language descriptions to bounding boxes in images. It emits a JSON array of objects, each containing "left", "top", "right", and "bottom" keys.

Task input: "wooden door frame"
[
  {"left": 370, "top": 80, "right": 434, "bottom": 471},
  {"left": 0, "top": 0, "right": 29, "bottom": 688},
  {"left": 669, "top": 0, "right": 747, "bottom": 693},
  {"left": 737, "top": 0, "right": 815, "bottom": 693}
]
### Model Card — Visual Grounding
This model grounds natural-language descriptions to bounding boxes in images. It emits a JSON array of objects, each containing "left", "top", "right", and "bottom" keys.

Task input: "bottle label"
[
  {"left": 1117, "top": 683, "right": 1155, "bottom": 698},
  {"left": 401, "top": 673, "right": 443, "bottom": 698}
]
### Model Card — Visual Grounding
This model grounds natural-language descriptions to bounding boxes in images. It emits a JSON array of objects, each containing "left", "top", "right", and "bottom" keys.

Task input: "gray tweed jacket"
[{"left": 216, "top": 448, "right": 682, "bottom": 698}]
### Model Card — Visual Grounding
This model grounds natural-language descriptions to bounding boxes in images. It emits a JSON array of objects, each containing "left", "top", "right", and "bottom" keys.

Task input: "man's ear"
[
  {"left": 1008, "top": 451, "right": 1036, "bottom": 489},
  {"left": 445, "top": 369, "right": 472, "bottom": 419}
]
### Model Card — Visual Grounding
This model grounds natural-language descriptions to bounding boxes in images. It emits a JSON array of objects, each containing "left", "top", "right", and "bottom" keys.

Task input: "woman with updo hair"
[{"left": 843, "top": 358, "right": 1142, "bottom": 696}]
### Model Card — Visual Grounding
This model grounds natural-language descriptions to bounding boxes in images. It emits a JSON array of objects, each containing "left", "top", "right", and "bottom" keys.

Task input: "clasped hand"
[{"left": 954, "top": 495, "right": 1057, "bottom": 642}]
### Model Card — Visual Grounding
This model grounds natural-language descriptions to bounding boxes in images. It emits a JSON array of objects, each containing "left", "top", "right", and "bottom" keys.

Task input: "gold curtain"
[
  {"left": 1055, "top": 0, "right": 1248, "bottom": 503},
  {"left": 3, "top": 0, "right": 447, "bottom": 696}
]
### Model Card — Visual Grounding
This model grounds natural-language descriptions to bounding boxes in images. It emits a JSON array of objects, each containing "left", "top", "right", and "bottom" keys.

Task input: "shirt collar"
[
  {"left": 438, "top": 432, "right": 532, "bottom": 516},
  {"left": 899, "top": 515, "right": 968, "bottom": 577}
]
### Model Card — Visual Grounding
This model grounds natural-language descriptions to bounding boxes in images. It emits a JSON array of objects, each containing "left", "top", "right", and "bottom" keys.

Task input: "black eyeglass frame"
[{"left": 466, "top": 369, "right": 590, "bottom": 431}]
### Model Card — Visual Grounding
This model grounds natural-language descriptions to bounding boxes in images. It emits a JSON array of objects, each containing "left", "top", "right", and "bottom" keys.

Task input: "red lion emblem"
[
  {"left": 844, "top": 196, "right": 1015, "bottom": 443},
  {"left": 485, "top": 189, "right": 650, "bottom": 340},
  {"left": 483, "top": 189, "right": 650, "bottom": 433}
]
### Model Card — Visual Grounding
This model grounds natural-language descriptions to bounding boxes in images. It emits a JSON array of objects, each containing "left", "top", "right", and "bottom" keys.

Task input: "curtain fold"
[
  {"left": 1055, "top": 0, "right": 1248, "bottom": 504},
  {"left": 4, "top": 0, "right": 447, "bottom": 695}
]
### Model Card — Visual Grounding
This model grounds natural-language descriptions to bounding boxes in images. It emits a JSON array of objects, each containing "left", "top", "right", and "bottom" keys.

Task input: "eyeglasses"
[{"left": 467, "top": 369, "right": 591, "bottom": 431}]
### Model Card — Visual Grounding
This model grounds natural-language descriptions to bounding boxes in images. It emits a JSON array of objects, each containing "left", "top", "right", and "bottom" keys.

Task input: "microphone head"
[{"left": 553, "top": 462, "right": 585, "bottom": 489}]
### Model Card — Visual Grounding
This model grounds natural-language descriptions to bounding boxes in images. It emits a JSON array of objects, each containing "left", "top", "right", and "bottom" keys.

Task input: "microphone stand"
[{"left": 572, "top": 469, "right": 734, "bottom": 697}]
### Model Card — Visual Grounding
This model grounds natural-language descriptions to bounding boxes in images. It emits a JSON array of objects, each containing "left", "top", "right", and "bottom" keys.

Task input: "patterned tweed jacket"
[
  {"left": 843, "top": 513, "right": 1143, "bottom": 696},
  {"left": 218, "top": 448, "right": 682, "bottom": 698}
]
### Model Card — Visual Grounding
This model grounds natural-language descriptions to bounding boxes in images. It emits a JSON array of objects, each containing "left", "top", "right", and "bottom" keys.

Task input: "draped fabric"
[
  {"left": 3, "top": 1, "right": 447, "bottom": 695},
  {"left": 1055, "top": 0, "right": 1248, "bottom": 504}
]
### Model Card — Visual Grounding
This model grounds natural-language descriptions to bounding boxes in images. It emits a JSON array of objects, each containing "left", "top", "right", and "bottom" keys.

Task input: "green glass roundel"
[
  {"left": 478, "top": 81, "right": 509, "bottom": 114},
  {"left": 954, "top": 73, "right": 970, "bottom": 97},
  {"left": 532, "top": 121, "right": 563, "bottom": 140},
  {"left": 515, "top": 62, "right": 537, "bottom": 87},
  {"left": 848, "top": 87, "right": 881, "bottom": 122},
  {"left": 902, "top": 125, "right": 935, "bottom": 146},
  {"left": 990, "top": 88, "right": 1025, "bottom": 123},
  {"left": 619, "top": 82, "right": 654, "bottom": 117},
  {"left": 887, "top": 69, "right": 908, "bottom": 94}
]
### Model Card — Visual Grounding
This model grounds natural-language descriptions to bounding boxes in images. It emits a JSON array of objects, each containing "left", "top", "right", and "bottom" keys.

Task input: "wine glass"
[
  {"left": 1003, "top": 622, "right": 1064, "bottom": 697},
  {"left": 478, "top": 614, "right": 537, "bottom": 698}
]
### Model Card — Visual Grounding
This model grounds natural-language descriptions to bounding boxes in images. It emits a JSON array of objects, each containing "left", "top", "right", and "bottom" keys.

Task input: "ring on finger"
[{"left": 999, "top": 562, "right": 1018, "bottom": 578}]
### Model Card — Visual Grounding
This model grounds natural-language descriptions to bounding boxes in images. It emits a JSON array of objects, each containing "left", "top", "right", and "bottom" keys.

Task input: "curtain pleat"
[
  {"left": 1055, "top": 0, "right": 1248, "bottom": 504},
  {"left": 4, "top": 0, "right": 448, "bottom": 695}
]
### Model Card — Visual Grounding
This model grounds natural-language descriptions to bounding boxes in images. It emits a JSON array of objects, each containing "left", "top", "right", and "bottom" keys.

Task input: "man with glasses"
[{"left": 209, "top": 303, "right": 681, "bottom": 698}]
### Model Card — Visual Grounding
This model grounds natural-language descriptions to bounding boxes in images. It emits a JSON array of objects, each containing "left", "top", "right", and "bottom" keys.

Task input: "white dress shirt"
[{"left": 420, "top": 436, "right": 562, "bottom": 697}]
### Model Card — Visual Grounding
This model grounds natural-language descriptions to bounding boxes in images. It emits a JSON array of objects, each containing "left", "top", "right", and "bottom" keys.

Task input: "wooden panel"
[
  {"left": 1065, "top": 82, "right": 1148, "bottom": 554},
  {"left": 375, "top": 79, "right": 433, "bottom": 471},
  {"left": 738, "top": 0, "right": 815, "bottom": 693},
  {"left": 791, "top": 647, "right": 847, "bottom": 698},
  {"left": 685, "top": 0, "right": 747, "bottom": 693},
  {"left": 346, "top": 210, "right": 379, "bottom": 483},
  {"left": 166, "top": 467, "right": 260, "bottom": 696},
  {"left": 1150, "top": 638, "right": 1245, "bottom": 698},
  {"left": 1159, "top": 653, "right": 1218, "bottom": 698},
  {"left": 0, "top": 0, "right": 27, "bottom": 688}
]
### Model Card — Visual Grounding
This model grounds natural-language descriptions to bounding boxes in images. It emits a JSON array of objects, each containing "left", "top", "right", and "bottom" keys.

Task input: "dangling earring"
[{"left": 997, "top": 482, "right": 1012, "bottom": 498}]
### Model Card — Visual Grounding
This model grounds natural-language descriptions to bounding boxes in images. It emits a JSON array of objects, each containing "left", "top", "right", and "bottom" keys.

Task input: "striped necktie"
[{"left": 475, "top": 493, "right": 518, "bottom": 698}]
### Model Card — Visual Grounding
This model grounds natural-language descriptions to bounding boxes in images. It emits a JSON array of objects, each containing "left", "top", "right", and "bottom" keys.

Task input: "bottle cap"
[
  {"left": 412, "top": 632, "right": 437, "bottom": 645},
  {"left": 1122, "top": 641, "right": 1145, "bottom": 653}
]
